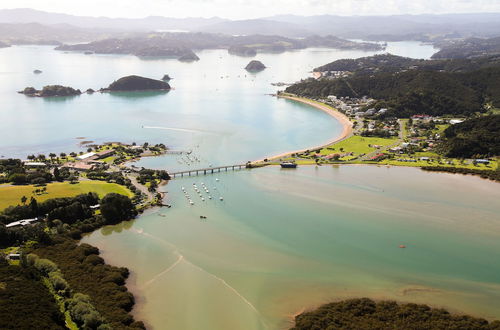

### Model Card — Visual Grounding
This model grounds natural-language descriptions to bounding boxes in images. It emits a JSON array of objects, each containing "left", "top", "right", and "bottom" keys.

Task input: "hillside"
[
  {"left": 439, "top": 115, "right": 500, "bottom": 158},
  {"left": 432, "top": 37, "right": 500, "bottom": 59},
  {"left": 286, "top": 61, "right": 500, "bottom": 117},
  {"left": 314, "top": 54, "right": 500, "bottom": 75}
]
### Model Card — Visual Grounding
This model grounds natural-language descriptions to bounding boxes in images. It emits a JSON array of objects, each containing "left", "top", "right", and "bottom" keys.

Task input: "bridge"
[{"left": 169, "top": 164, "right": 247, "bottom": 178}]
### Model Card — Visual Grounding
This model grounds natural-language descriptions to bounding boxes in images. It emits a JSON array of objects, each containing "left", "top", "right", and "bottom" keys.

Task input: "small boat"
[
  {"left": 399, "top": 245, "right": 406, "bottom": 249},
  {"left": 280, "top": 161, "right": 297, "bottom": 168},
  {"left": 219, "top": 197, "right": 224, "bottom": 201},
  {"left": 200, "top": 215, "right": 207, "bottom": 219}
]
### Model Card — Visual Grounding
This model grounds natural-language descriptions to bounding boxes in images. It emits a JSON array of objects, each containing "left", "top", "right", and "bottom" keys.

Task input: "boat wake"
[{"left": 143, "top": 125, "right": 212, "bottom": 134}]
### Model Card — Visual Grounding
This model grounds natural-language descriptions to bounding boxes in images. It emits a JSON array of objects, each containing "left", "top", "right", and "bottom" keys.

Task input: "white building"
[{"left": 76, "top": 152, "right": 96, "bottom": 160}]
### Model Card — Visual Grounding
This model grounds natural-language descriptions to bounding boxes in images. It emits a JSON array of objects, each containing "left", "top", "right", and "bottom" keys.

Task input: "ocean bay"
[{"left": 3, "top": 41, "right": 498, "bottom": 330}]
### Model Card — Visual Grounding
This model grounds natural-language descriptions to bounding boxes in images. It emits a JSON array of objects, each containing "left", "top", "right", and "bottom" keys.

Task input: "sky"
[{"left": 1, "top": 0, "right": 499, "bottom": 19}]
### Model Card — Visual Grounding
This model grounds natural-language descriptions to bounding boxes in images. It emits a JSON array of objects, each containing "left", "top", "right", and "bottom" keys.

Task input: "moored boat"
[{"left": 280, "top": 161, "right": 297, "bottom": 168}]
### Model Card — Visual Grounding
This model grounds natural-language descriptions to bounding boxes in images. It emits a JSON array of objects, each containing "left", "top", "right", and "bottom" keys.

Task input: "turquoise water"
[{"left": 83, "top": 166, "right": 500, "bottom": 329}]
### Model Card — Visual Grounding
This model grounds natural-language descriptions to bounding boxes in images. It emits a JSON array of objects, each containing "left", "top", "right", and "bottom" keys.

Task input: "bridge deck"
[{"left": 170, "top": 164, "right": 246, "bottom": 178}]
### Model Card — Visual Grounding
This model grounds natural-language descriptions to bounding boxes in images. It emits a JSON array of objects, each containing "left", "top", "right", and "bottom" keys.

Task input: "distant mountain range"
[
  {"left": 1, "top": 9, "right": 500, "bottom": 40},
  {"left": 0, "top": 8, "right": 224, "bottom": 31}
]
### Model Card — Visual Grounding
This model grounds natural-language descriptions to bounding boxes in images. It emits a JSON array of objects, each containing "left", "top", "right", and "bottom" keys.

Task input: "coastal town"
[{"left": 267, "top": 92, "right": 498, "bottom": 179}]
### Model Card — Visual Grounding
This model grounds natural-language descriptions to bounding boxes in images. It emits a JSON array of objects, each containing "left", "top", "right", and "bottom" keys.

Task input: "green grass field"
[
  {"left": 319, "top": 136, "right": 397, "bottom": 156},
  {"left": 0, "top": 181, "right": 133, "bottom": 211}
]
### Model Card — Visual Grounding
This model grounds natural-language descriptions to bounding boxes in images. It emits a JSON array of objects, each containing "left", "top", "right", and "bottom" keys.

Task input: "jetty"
[{"left": 170, "top": 164, "right": 246, "bottom": 178}]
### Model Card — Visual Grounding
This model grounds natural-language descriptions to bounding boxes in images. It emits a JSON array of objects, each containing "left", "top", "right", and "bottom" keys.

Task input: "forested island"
[
  {"left": 291, "top": 298, "right": 500, "bottom": 330},
  {"left": 54, "top": 32, "right": 384, "bottom": 59},
  {"left": 18, "top": 85, "right": 81, "bottom": 97},
  {"left": 245, "top": 60, "right": 266, "bottom": 72},
  {"left": 102, "top": 75, "right": 171, "bottom": 92}
]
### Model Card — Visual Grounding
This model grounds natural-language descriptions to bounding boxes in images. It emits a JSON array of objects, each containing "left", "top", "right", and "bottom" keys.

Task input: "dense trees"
[
  {"left": 0, "top": 263, "right": 66, "bottom": 330},
  {"left": 439, "top": 115, "right": 500, "bottom": 158},
  {"left": 291, "top": 298, "right": 500, "bottom": 330},
  {"left": 33, "top": 239, "right": 145, "bottom": 329},
  {"left": 100, "top": 193, "right": 138, "bottom": 224},
  {"left": 421, "top": 167, "right": 500, "bottom": 182},
  {"left": 286, "top": 58, "right": 500, "bottom": 118}
]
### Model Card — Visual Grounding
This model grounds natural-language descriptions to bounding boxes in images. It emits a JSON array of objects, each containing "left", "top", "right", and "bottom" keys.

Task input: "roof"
[
  {"left": 96, "top": 149, "right": 115, "bottom": 156},
  {"left": 76, "top": 152, "right": 96, "bottom": 160},
  {"left": 6, "top": 218, "right": 39, "bottom": 228},
  {"left": 62, "top": 162, "right": 94, "bottom": 171},
  {"left": 24, "top": 162, "right": 47, "bottom": 166}
]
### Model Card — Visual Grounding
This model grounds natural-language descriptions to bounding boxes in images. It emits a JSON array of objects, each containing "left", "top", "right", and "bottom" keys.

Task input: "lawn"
[
  {"left": 319, "top": 136, "right": 397, "bottom": 156},
  {"left": 0, "top": 181, "right": 133, "bottom": 211}
]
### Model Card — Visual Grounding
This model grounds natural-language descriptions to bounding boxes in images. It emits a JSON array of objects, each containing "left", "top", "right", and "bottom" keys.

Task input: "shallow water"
[{"left": 84, "top": 166, "right": 500, "bottom": 329}]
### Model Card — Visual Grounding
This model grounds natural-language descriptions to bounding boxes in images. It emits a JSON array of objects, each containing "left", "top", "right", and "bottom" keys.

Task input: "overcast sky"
[{"left": 2, "top": 0, "right": 499, "bottom": 19}]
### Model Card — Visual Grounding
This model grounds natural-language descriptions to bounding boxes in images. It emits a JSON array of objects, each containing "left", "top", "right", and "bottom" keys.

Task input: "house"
[
  {"left": 95, "top": 149, "right": 115, "bottom": 159},
  {"left": 450, "top": 119, "right": 464, "bottom": 125},
  {"left": 7, "top": 253, "right": 21, "bottom": 260},
  {"left": 6, "top": 217, "right": 39, "bottom": 228},
  {"left": 420, "top": 157, "right": 430, "bottom": 161},
  {"left": 62, "top": 162, "right": 94, "bottom": 171},
  {"left": 474, "top": 159, "right": 490, "bottom": 164},
  {"left": 76, "top": 152, "right": 96, "bottom": 160}
]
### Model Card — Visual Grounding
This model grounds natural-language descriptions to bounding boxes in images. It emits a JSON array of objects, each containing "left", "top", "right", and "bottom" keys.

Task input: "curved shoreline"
[{"left": 253, "top": 95, "right": 353, "bottom": 163}]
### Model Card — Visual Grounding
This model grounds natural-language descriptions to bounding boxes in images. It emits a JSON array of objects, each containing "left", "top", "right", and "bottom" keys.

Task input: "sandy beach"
[{"left": 253, "top": 95, "right": 353, "bottom": 163}]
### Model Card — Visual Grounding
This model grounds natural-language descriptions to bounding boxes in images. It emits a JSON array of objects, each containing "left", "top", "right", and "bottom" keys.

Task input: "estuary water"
[
  {"left": 3, "top": 42, "right": 497, "bottom": 330},
  {"left": 83, "top": 166, "right": 500, "bottom": 329}
]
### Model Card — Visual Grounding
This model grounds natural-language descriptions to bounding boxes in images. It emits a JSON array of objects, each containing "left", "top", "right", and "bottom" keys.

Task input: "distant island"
[
  {"left": 178, "top": 50, "right": 200, "bottom": 62},
  {"left": 228, "top": 45, "right": 257, "bottom": 57},
  {"left": 102, "top": 75, "right": 171, "bottom": 92},
  {"left": 54, "top": 32, "right": 384, "bottom": 59},
  {"left": 245, "top": 60, "right": 266, "bottom": 72},
  {"left": 0, "top": 41, "right": 10, "bottom": 48},
  {"left": 33, "top": 69, "right": 42, "bottom": 74},
  {"left": 161, "top": 74, "right": 172, "bottom": 81},
  {"left": 18, "top": 85, "right": 81, "bottom": 97}
]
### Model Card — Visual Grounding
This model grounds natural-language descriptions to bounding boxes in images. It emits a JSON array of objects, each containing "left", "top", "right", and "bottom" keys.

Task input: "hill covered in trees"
[
  {"left": 439, "top": 115, "right": 500, "bottom": 158},
  {"left": 432, "top": 37, "right": 500, "bottom": 59},
  {"left": 291, "top": 298, "right": 500, "bottom": 330},
  {"left": 286, "top": 63, "right": 500, "bottom": 117},
  {"left": 314, "top": 54, "right": 500, "bottom": 75},
  {"left": 104, "top": 75, "right": 171, "bottom": 92}
]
